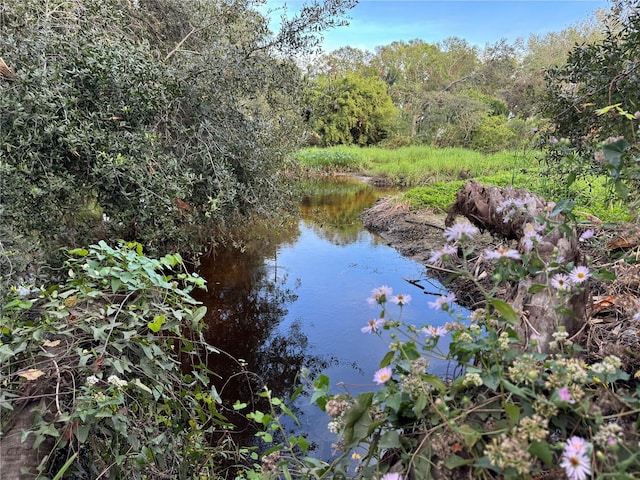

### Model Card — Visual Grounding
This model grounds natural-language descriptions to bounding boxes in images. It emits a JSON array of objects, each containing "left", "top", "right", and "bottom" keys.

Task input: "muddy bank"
[{"left": 361, "top": 196, "right": 496, "bottom": 309}]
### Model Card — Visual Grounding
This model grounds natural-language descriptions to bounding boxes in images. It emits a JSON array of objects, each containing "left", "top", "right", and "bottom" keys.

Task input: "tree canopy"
[
  {"left": 305, "top": 73, "right": 397, "bottom": 146},
  {"left": 0, "top": 0, "right": 356, "bottom": 290}
]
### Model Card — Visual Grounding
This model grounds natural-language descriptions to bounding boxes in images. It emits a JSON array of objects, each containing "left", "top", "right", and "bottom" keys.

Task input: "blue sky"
[{"left": 265, "top": 0, "right": 609, "bottom": 52}]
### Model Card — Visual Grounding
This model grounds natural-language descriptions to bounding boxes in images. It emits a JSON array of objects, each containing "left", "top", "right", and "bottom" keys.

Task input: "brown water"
[{"left": 194, "top": 178, "right": 458, "bottom": 459}]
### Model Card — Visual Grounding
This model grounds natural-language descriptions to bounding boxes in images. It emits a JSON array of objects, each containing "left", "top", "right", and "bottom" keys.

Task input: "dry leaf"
[
  {"left": 43, "top": 339, "right": 61, "bottom": 347},
  {"left": 64, "top": 295, "right": 78, "bottom": 307},
  {"left": 607, "top": 236, "right": 637, "bottom": 250},
  {"left": 592, "top": 295, "right": 617, "bottom": 315},
  {"left": 17, "top": 368, "right": 46, "bottom": 381}
]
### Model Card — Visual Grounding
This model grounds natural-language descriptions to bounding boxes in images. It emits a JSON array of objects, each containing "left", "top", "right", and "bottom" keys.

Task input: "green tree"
[
  {"left": 544, "top": 0, "right": 640, "bottom": 149},
  {"left": 416, "top": 92, "right": 488, "bottom": 147},
  {"left": 506, "top": 12, "right": 608, "bottom": 118},
  {"left": 307, "top": 46, "right": 377, "bottom": 78},
  {"left": 541, "top": 0, "right": 640, "bottom": 203},
  {"left": 305, "top": 73, "right": 397, "bottom": 146},
  {"left": 374, "top": 40, "right": 455, "bottom": 136},
  {"left": 0, "top": 0, "right": 356, "bottom": 291}
]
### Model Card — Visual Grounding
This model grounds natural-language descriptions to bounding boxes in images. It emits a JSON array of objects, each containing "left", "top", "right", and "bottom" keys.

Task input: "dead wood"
[
  {"left": 445, "top": 180, "right": 552, "bottom": 239},
  {"left": 446, "top": 181, "right": 587, "bottom": 353}
]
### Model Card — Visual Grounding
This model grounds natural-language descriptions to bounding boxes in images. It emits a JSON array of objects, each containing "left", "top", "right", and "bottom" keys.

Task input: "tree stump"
[{"left": 446, "top": 181, "right": 588, "bottom": 352}]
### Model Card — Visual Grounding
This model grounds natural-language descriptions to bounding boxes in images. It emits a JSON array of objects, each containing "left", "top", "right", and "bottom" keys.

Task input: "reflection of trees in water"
[
  {"left": 195, "top": 232, "right": 331, "bottom": 450},
  {"left": 300, "top": 178, "right": 392, "bottom": 245},
  {"left": 192, "top": 179, "right": 393, "bottom": 456}
]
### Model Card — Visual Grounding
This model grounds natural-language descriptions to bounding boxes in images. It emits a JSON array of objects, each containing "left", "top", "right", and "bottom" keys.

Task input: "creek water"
[{"left": 194, "top": 178, "right": 460, "bottom": 460}]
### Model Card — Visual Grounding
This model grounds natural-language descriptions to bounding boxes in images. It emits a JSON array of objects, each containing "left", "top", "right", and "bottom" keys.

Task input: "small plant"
[{"left": 0, "top": 241, "right": 239, "bottom": 478}]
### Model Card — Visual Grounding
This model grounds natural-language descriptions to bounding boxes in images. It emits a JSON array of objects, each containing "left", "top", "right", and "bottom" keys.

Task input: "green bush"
[
  {"left": 2, "top": 0, "right": 356, "bottom": 293},
  {"left": 0, "top": 242, "right": 238, "bottom": 478},
  {"left": 470, "top": 116, "right": 517, "bottom": 153}
]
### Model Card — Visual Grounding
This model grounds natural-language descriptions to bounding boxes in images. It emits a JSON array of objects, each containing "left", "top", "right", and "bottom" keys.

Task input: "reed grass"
[
  {"left": 296, "top": 145, "right": 533, "bottom": 186},
  {"left": 295, "top": 145, "right": 633, "bottom": 223}
]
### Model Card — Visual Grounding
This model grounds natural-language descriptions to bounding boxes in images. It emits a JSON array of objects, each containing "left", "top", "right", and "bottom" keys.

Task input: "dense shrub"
[
  {"left": 0, "top": 0, "right": 356, "bottom": 294},
  {"left": 0, "top": 242, "right": 231, "bottom": 478},
  {"left": 469, "top": 116, "right": 517, "bottom": 153}
]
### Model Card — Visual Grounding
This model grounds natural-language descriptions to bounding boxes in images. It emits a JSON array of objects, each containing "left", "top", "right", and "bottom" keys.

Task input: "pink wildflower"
[
  {"left": 390, "top": 293, "right": 412, "bottom": 306},
  {"left": 380, "top": 474, "right": 402, "bottom": 480},
  {"left": 564, "top": 436, "right": 589, "bottom": 456},
  {"left": 557, "top": 387, "right": 575, "bottom": 404},
  {"left": 443, "top": 221, "right": 479, "bottom": 243},
  {"left": 560, "top": 437, "right": 591, "bottom": 480},
  {"left": 522, "top": 222, "right": 544, "bottom": 252},
  {"left": 484, "top": 246, "right": 521, "bottom": 260},
  {"left": 423, "top": 325, "right": 448, "bottom": 338},
  {"left": 428, "top": 292, "right": 456, "bottom": 310},
  {"left": 427, "top": 244, "right": 457, "bottom": 264},
  {"left": 361, "top": 318, "right": 385, "bottom": 334},
  {"left": 569, "top": 266, "right": 591, "bottom": 284},
  {"left": 579, "top": 229, "right": 594, "bottom": 242},
  {"left": 367, "top": 285, "right": 393, "bottom": 305},
  {"left": 373, "top": 366, "right": 393, "bottom": 385},
  {"left": 550, "top": 273, "right": 571, "bottom": 291}
]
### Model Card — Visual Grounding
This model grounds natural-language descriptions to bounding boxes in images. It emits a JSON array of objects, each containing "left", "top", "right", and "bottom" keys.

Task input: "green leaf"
[
  {"left": 76, "top": 424, "right": 91, "bottom": 443},
  {"left": 343, "top": 392, "right": 373, "bottom": 447},
  {"left": 51, "top": 452, "right": 78, "bottom": 480},
  {"left": 110, "top": 277, "right": 121, "bottom": 293},
  {"left": 233, "top": 401, "right": 248, "bottom": 411},
  {"left": 596, "top": 103, "right": 622, "bottom": 116},
  {"left": 385, "top": 392, "right": 403, "bottom": 413},
  {"left": 592, "top": 268, "right": 616, "bottom": 281},
  {"left": 529, "top": 440, "right": 553, "bottom": 466},
  {"left": 489, "top": 299, "right": 518, "bottom": 324},
  {"left": 279, "top": 403, "right": 300, "bottom": 426},
  {"left": 423, "top": 373, "right": 447, "bottom": 393},
  {"left": 379, "top": 430, "right": 401, "bottom": 449},
  {"left": 310, "top": 374, "right": 330, "bottom": 406},
  {"left": 457, "top": 424, "right": 481, "bottom": 448},
  {"left": 550, "top": 199, "right": 575, "bottom": 217},
  {"left": 527, "top": 283, "right": 546, "bottom": 294},
  {"left": 614, "top": 179, "right": 629, "bottom": 200},
  {"left": 501, "top": 379, "right": 531, "bottom": 399},
  {"left": 379, "top": 350, "right": 395, "bottom": 368},
  {"left": 190, "top": 306, "right": 207, "bottom": 325},
  {"left": 413, "top": 394, "right": 428, "bottom": 417},
  {"left": 147, "top": 315, "right": 166, "bottom": 333},
  {"left": 504, "top": 402, "right": 520, "bottom": 426},
  {"left": 297, "top": 436, "right": 309, "bottom": 453},
  {"left": 444, "top": 454, "right": 474, "bottom": 469},
  {"left": 132, "top": 378, "right": 152, "bottom": 395},
  {"left": 482, "top": 373, "right": 500, "bottom": 391}
]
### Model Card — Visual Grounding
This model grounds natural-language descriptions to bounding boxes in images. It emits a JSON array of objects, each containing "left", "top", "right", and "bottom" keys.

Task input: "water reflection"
[
  {"left": 193, "top": 220, "right": 325, "bottom": 445},
  {"left": 195, "top": 177, "right": 459, "bottom": 459},
  {"left": 299, "top": 177, "right": 390, "bottom": 245}
]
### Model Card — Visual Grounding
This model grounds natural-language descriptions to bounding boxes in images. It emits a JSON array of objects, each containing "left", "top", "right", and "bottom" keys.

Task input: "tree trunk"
[{"left": 1, "top": 400, "right": 55, "bottom": 478}]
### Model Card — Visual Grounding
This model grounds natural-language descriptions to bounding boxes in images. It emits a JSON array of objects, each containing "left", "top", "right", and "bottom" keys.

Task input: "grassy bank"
[
  {"left": 296, "top": 145, "right": 531, "bottom": 186},
  {"left": 296, "top": 145, "right": 633, "bottom": 223}
]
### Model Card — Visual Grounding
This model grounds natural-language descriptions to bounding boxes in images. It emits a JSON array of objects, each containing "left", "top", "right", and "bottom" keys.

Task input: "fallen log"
[{"left": 446, "top": 181, "right": 588, "bottom": 353}]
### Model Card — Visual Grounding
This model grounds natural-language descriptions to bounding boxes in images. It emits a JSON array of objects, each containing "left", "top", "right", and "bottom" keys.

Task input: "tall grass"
[
  {"left": 295, "top": 145, "right": 633, "bottom": 223},
  {"left": 296, "top": 145, "right": 532, "bottom": 186}
]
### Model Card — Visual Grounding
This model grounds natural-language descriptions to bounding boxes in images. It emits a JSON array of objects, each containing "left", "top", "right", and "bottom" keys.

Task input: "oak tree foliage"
[{"left": 0, "top": 0, "right": 356, "bottom": 290}]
